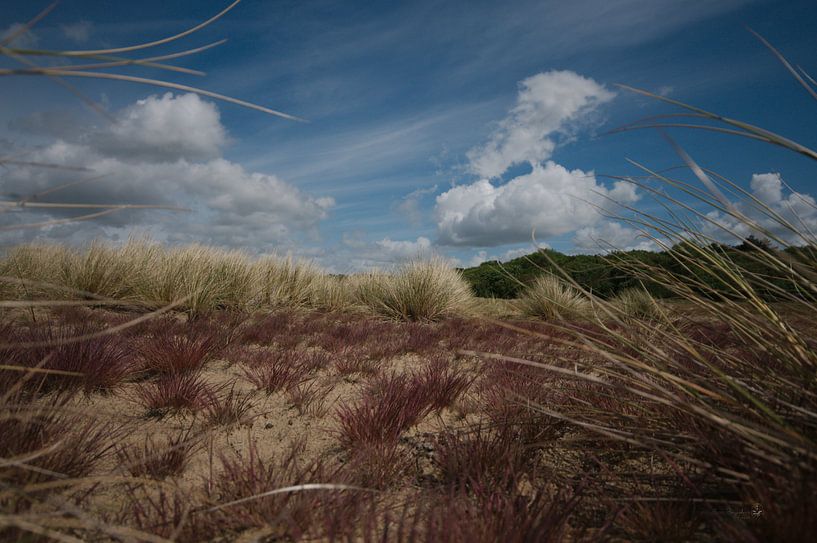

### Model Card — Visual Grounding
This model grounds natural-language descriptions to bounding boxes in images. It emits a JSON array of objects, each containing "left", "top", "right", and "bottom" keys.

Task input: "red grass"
[
  {"left": 332, "top": 347, "right": 381, "bottom": 376},
  {"left": 116, "top": 426, "right": 200, "bottom": 479},
  {"left": 0, "top": 392, "right": 120, "bottom": 493},
  {"left": 432, "top": 425, "right": 530, "bottom": 489},
  {"left": 413, "top": 356, "right": 473, "bottom": 412},
  {"left": 336, "top": 372, "right": 433, "bottom": 447},
  {"left": 203, "top": 440, "right": 326, "bottom": 538},
  {"left": 239, "top": 348, "right": 313, "bottom": 394},
  {"left": 286, "top": 379, "right": 331, "bottom": 417},
  {"left": 342, "top": 442, "right": 412, "bottom": 489},
  {"left": 0, "top": 322, "right": 135, "bottom": 394},
  {"left": 239, "top": 310, "right": 295, "bottom": 345},
  {"left": 136, "top": 318, "right": 226, "bottom": 375},
  {"left": 201, "top": 381, "right": 255, "bottom": 426},
  {"left": 122, "top": 487, "right": 205, "bottom": 542},
  {"left": 134, "top": 371, "right": 212, "bottom": 416}
]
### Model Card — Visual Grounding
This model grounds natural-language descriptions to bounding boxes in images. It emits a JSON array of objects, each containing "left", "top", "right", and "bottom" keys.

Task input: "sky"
[{"left": 1, "top": 0, "right": 817, "bottom": 272}]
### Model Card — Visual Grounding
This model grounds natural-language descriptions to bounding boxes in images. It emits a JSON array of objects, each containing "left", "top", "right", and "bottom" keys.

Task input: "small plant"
[
  {"left": 240, "top": 348, "right": 312, "bottom": 393},
  {"left": 203, "top": 440, "right": 324, "bottom": 537},
  {"left": 134, "top": 371, "right": 211, "bottom": 415},
  {"left": 413, "top": 357, "right": 473, "bottom": 412},
  {"left": 342, "top": 442, "right": 412, "bottom": 489},
  {"left": 286, "top": 379, "right": 331, "bottom": 417},
  {"left": 116, "top": 427, "right": 200, "bottom": 479},
  {"left": 0, "top": 322, "right": 135, "bottom": 394},
  {"left": 0, "top": 392, "right": 120, "bottom": 489},
  {"left": 333, "top": 347, "right": 381, "bottom": 376},
  {"left": 336, "top": 372, "right": 432, "bottom": 447},
  {"left": 136, "top": 318, "right": 226, "bottom": 375},
  {"left": 516, "top": 274, "right": 590, "bottom": 320},
  {"left": 433, "top": 425, "right": 530, "bottom": 488},
  {"left": 201, "top": 381, "right": 255, "bottom": 426}
]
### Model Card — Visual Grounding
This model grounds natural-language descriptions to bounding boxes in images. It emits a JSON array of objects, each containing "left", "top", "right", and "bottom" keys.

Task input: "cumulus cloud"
[
  {"left": 467, "top": 70, "right": 614, "bottom": 179},
  {"left": 434, "top": 70, "right": 627, "bottom": 248},
  {"left": 702, "top": 172, "right": 817, "bottom": 245},
  {"left": 89, "top": 93, "right": 229, "bottom": 162},
  {"left": 435, "top": 161, "right": 637, "bottom": 246},
  {"left": 573, "top": 221, "right": 657, "bottom": 253},
  {"left": 375, "top": 236, "right": 433, "bottom": 260},
  {"left": 1, "top": 93, "right": 333, "bottom": 249}
]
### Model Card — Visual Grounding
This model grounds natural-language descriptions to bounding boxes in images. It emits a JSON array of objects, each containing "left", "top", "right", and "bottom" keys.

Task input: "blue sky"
[{"left": 2, "top": 0, "right": 816, "bottom": 271}]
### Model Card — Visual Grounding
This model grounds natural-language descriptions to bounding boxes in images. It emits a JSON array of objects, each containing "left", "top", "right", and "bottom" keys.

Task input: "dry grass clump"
[
  {"left": 609, "top": 287, "right": 661, "bottom": 322},
  {"left": 349, "top": 258, "right": 474, "bottom": 321},
  {"left": 516, "top": 274, "right": 590, "bottom": 320},
  {"left": 133, "top": 243, "right": 257, "bottom": 313},
  {"left": 254, "top": 255, "right": 352, "bottom": 310}
]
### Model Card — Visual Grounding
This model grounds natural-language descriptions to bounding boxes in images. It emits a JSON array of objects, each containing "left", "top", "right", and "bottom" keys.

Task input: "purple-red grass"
[
  {"left": 134, "top": 371, "right": 212, "bottom": 416},
  {"left": 136, "top": 318, "right": 226, "bottom": 375},
  {"left": 345, "top": 485, "right": 581, "bottom": 543},
  {"left": 336, "top": 372, "right": 433, "bottom": 447},
  {"left": 0, "top": 322, "right": 135, "bottom": 394},
  {"left": 203, "top": 440, "right": 325, "bottom": 538},
  {"left": 0, "top": 392, "right": 120, "bottom": 492},
  {"left": 432, "top": 425, "right": 530, "bottom": 489},
  {"left": 122, "top": 487, "right": 205, "bottom": 542},
  {"left": 239, "top": 348, "right": 313, "bottom": 394},
  {"left": 116, "top": 426, "right": 200, "bottom": 479},
  {"left": 201, "top": 381, "right": 255, "bottom": 426},
  {"left": 286, "top": 379, "right": 331, "bottom": 417},
  {"left": 614, "top": 501, "right": 699, "bottom": 542},
  {"left": 341, "top": 442, "right": 412, "bottom": 489},
  {"left": 239, "top": 310, "right": 294, "bottom": 345},
  {"left": 413, "top": 356, "right": 473, "bottom": 412},
  {"left": 332, "top": 347, "right": 381, "bottom": 376}
]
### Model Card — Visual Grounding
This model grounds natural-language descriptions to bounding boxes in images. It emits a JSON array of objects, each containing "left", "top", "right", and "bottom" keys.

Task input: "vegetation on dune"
[
  {"left": 3, "top": 2, "right": 817, "bottom": 540},
  {"left": 461, "top": 238, "right": 809, "bottom": 301},
  {"left": 516, "top": 273, "right": 590, "bottom": 321},
  {"left": 350, "top": 258, "right": 475, "bottom": 321}
]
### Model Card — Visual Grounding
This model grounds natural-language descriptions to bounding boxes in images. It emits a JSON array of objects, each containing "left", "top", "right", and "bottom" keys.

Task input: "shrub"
[
  {"left": 516, "top": 274, "right": 589, "bottom": 320},
  {"left": 350, "top": 258, "right": 474, "bottom": 321},
  {"left": 609, "top": 287, "right": 662, "bottom": 322}
]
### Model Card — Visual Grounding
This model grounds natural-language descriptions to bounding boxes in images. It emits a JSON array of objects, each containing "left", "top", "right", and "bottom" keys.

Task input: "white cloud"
[
  {"left": 466, "top": 70, "right": 614, "bottom": 179},
  {"left": 702, "top": 172, "right": 817, "bottom": 245},
  {"left": 374, "top": 236, "right": 432, "bottom": 261},
  {"left": 573, "top": 221, "right": 657, "bottom": 253},
  {"left": 61, "top": 21, "right": 93, "bottom": 43},
  {"left": 0, "top": 93, "right": 333, "bottom": 249},
  {"left": 435, "top": 161, "right": 637, "bottom": 246},
  {"left": 502, "top": 247, "right": 532, "bottom": 261},
  {"left": 89, "top": 93, "right": 229, "bottom": 162},
  {"left": 434, "top": 70, "right": 627, "bottom": 248}
]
